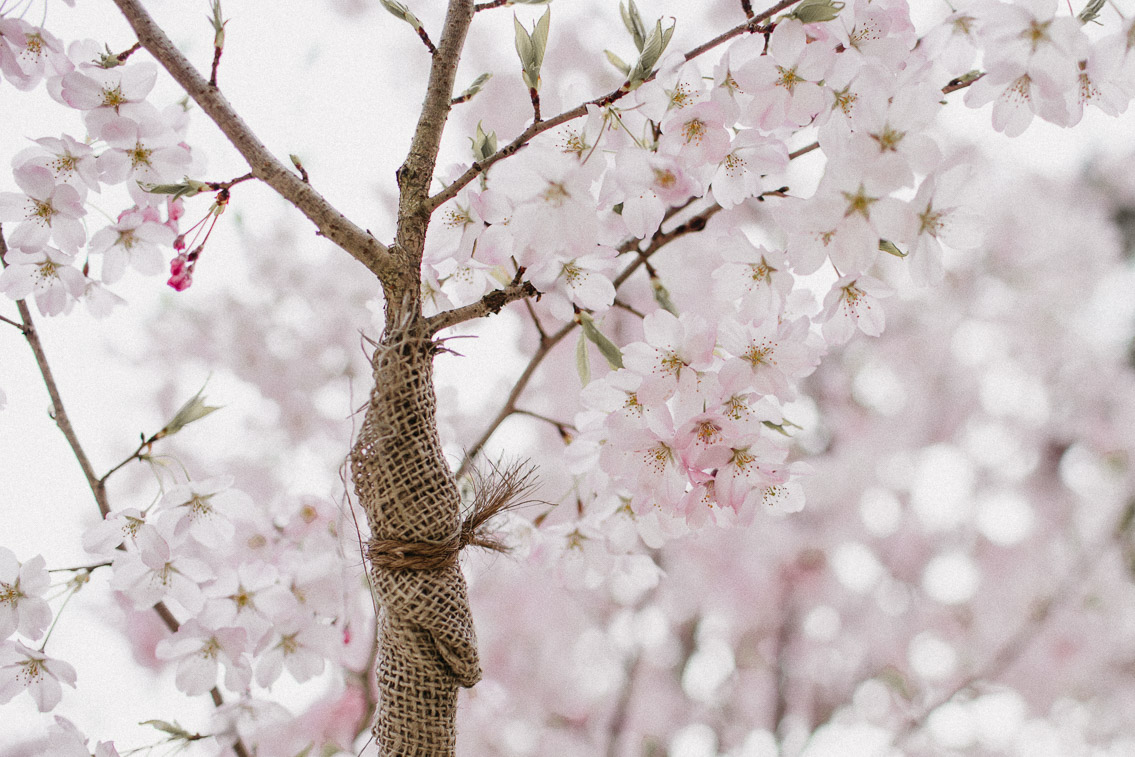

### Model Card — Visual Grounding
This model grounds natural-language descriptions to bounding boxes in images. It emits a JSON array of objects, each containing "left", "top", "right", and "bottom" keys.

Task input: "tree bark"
[{"left": 350, "top": 320, "right": 480, "bottom": 755}]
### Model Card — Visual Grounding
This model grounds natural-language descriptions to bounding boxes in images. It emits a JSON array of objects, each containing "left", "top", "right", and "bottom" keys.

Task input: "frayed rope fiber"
[{"left": 350, "top": 323, "right": 538, "bottom": 756}]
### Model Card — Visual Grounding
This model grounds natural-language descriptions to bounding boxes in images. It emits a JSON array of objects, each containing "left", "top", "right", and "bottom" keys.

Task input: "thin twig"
[
  {"left": 6, "top": 243, "right": 109, "bottom": 518},
  {"left": 455, "top": 321, "right": 574, "bottom": 480},
  {"left": 0, "top": 312, "right": 27, "bottom": 331},
  {"left": 109, "top": 0, "right": 396, "bottom": 285},
  {"left": 416, "top": 26, "right": 439, "bottom": 54},
  {"left": 511, "top": 408, "right": 575, "bottom": 433},
  {"left": 425, "top": 278, "right": 539, "bottom": 334}
]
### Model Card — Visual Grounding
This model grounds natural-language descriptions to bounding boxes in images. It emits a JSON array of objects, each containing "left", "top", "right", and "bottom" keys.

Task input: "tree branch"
[
  {"left": 386, "top": 0, "right": 477, "bottom": 327},
  {"left": 426, "top": 279, "right": 539, "bottom": 334},
  {"left": 108, "top": 0, "right": 397, "bottom": 287},
  {"left": 3, "top": 229, "right": 109, "bottom": 518}
]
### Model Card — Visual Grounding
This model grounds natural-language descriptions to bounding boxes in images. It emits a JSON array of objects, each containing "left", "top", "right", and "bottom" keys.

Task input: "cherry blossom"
[
  {"left": 820, "top": 274, "right": 892, "bottom": 344},
  {"left": 95, "top": 113, "right": 192, "bottom": 187},
  {"left": 0, "top": 548, "right": 51, "bottom": 642},
  {"left": 0, "top": 245, "right": 86, "bottom": 315},
  {"left": 254, "top": 613, "right": 337, "bottom": 687},
  {"left": 13, "top": 135, "right": 100, "bottom": 197},
  {"left": 623, "top": 310, "right": 716, "bottom": 403},
  {"left": 155, "top": 619, "right": 252, "bottom": 696},
  {"left": 0, "top": 641, "right": 76, "bottom": 712},
  {"left": 733, "top": 18, "right": 835, "bottom": 131},
  {"left": 89, "top": 205, "right": 176, "bottom": 283},
  {"left": 710, "top": 129, "right": 788, "bottom": 210},
  {"left": 109, "top": 522, "right": 211, "bottom": 614},
  {"left": 154, "top": 475, "right": 252, "bottom": 549},
  {"left": 0, "top": 164, "right": 86, "bottom": 252}
]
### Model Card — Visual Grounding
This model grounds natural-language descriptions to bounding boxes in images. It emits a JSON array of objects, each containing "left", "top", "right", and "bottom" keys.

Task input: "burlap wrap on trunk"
[{"left": 350, "top": 324, "right": 480, "bottom": 756}]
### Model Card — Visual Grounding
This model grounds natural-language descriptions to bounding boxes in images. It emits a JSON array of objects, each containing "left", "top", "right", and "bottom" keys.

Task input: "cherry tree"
[{"left": 2, "top": 0, "right": 1135, "bottom": 754}]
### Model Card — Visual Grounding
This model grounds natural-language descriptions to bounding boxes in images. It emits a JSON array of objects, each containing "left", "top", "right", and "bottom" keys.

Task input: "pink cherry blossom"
[
  {"left": 0, "top": 18, "right": 63, "bottom": 91},
  {"left": 659, "top": 100, "right": 731, "bottom": 169},
  {"left": 254, "top": 613, "right": 337, "bottom": 687},
  {"left": 606, "top": 147, "right": 698, "bottom": 240},
  {"left": 820, "top": 274, "right": 892, "bottom": 344},
  {"left": 733, "top": 19, "right": 835, "bottom": 131},
  {"left": 94, "top": 113, "right": 192, "bottom": 187},
  {"left": 0, "top": 641, "right": 77, "bottom": 712},
  {"left": 155, "top": 619, "right": 252, "bottom": 696},
  {"left": 0, "top": 246, "right": 87, "bottom": 316},
  {"left": 623, "top": 310, "right": 717, "bottom": 404},
  {"left": 155, "top": 475, "right": 252, "bottom": 549},
  {"left": 0, "top": 549, "right": 51, "bottom": 642},
  {"left": 109, "top": 523, "right": 211, "bottom": 614},
  {"left": 0, "top": 164, "right": 86, "bottom": 252},
  {"left": 59, "top": 61, "right": 158, "bottom": 126},
  {"left": 711, "top": 231, "right": 794, "bottom": 321},
  {"left": 89, "top": 205, "right": 176, "bottom": 283},
  {"left": 710, "top": 129, "right": 788, "bottom": 210},
  {"left": 712, "top": 434, "right": 792, "bottom": 516},
  {"left": 13, "top": 134, "right": 100, "bottom": 197},
  {"left": 524, "top": 244, "right": 617, "bottom": 322},
  {"left": 718, "top": 316, "right": 822, "bottom": 401}
]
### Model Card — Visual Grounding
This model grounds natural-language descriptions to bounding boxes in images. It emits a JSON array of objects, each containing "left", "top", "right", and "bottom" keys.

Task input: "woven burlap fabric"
[{"left": 351, "top": 324, "right": 480, "bottom": 756}]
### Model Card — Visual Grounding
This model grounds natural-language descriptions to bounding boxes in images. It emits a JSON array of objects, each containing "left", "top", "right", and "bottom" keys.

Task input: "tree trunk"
[{"left": 350, "top": 321, "right": 480, "bottom": 756}]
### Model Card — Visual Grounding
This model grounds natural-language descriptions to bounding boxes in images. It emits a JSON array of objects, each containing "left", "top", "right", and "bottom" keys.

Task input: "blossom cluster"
[
  {"left": 0, "top": 473, "right": 372, "bottom": 752},
  {"left": 422, "top": 0, "right": 1135, "bottom": 548},
  {"left": 0, "top": 21, "right": 191, "bottom": 317}
]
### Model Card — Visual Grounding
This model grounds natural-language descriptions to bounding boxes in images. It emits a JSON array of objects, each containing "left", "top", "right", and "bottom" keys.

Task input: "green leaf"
[
  {"left": 762, "top": 418, "right": 802, "bottom": 437},
  {"left": 878, "top": 239, "right": 906, "bottom": 258},
  {"left": 620, "top": 0, "right": 647, "bottom": 52},
  {"left": 626, "top": 17, "right": 675, "bottom": 89},
  {"left": 578, "top": 312, "right": 623, "bottom": 369},
  {"left": 456, "top": 72, "right": 492, "bottom": 103},
  {"left": 575, "top": 330, "right": 591, "bottom": 385},
  {"left": 604, "top": 49, "right": 630, "bottom": 76},
  {"left": 1078, "top": 0, "right": 1106, "bottom": 24},
  {"left": 788, "top": 0, "right": 845, "bottom": 24},
  {"left": 141, "top": 719, "right": 195, "bottom": 740},
  {"left": 470, "top": 120, "right": 498, "bottom": 162},
  {"left": 651, "top": 278, "right": 679, "bottom": 315},
  {"left": 514, "top": 10, "right": 551, "bottom": 90},
  {"left": 208, "top": 0, "right": 227, "bottom": 46},
  {"left": 379, "top": 0, "right": 424, "bottom": 31},
  {"left": 141, "top": 178, "right": 210, "bottom": 201},
  {"left": 156, "top": 383, "right": 222, "bottom": 440}
]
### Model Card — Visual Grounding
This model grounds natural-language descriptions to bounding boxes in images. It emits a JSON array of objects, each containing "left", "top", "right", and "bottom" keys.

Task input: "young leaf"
[
  {"left": 604, "top": 50, "right": 630, "bottom": 76},
  {"left": 455, "top": 72, "right": 493, "bottom": 103},
  {"left": 1078, "top": 0, "right": 1105, "bottom": 24},
  {"left": 576, "top": 330, "right": 591, "bottom": 385},
  {"left": 379, "top": 0, "right": 425, "bottom": 33},
  {"left": 620, "top": 0, "right": 647, "bottom": 52},
  {"left": 155, "top": 383, "right": 222, "bottom": 440},
  {"left": 514, "top": 8, "right": 551, "bottom": 91},
  {"left": 651, "top": 278, "right": 680, "bottom": 315},
  {"left": 788, "top": 0, "right": 845, "bottom": 24},
  {"left": 578, "top": 312, "right": 623, "bottom": 369},
  {"left": 626, "top": 17, "right": 675, "bottom": 90},
  {"left": 470, "top": 121, "right": 498, "bottom": 162},
  {"left": 878, "top": 239, "right": 906, "bottom": 258}
]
